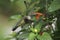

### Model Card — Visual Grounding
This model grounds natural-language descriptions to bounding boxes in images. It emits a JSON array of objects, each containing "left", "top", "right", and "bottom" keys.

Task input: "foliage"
[
  {"left": 48, "top": 0, "right": 60, "bottom": 12},
  {"left": 3, "top": 0, "right": 60, "bottom": 40}
]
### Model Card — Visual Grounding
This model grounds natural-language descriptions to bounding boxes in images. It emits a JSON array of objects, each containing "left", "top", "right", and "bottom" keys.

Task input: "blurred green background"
[
  {"left": 0, "top": 0, "right": 25, "bottom": 40},
  {"left": 0, "top": 6, "right": 15, "bottom": 40}
]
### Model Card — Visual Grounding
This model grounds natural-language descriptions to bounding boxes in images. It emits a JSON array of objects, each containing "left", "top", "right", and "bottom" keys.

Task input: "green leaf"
[
  {"left": 37, "top": 32, "right": 52, "bottom": 40},
  {"left": 35, "top": 20, "right": 45, "bottom": 32},
  {"left": 10, "top": 15, "right": 21, "bottom": 20},
  {"left": 10, "top": 32, "right": 17, "bottom": 37},
  {"left": 34, "top": 23, "right": 41, "bottom": 32},
  {"left": 28, "top": 33, "right": 36, "bottom": 40},
  {"left": 28, "top": 0, "right": 40, "bottom": 10},
  {"left": 18, "top": 32, "right": 30, "bottom": 39},
  {"left": 48, "top": 0, "right": 60, "bottom": 12},
  {"left": 11, "top": 0, "right": 26, "bottom": 13}
]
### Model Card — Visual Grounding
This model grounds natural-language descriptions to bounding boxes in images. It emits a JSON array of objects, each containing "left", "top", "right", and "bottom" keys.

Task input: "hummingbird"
[{"left": 12, "top": 12, "right": 44, "bottom": 31}]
